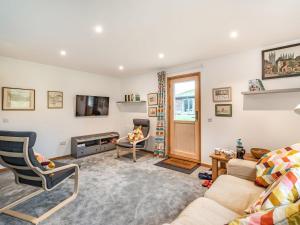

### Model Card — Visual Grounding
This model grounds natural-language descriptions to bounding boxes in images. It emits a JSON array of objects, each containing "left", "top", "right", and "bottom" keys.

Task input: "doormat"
[{"left": 155, "top": 158, "right": 200, "bottom": 174}]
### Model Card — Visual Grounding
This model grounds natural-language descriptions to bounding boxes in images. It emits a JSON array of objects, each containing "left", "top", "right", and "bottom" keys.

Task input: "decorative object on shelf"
[
  {"left": 47, "top": 91, "right": 63, "bottom": 109},
  {"left": 135, "top": 94, "right": 140, "bottom": 101},
  {"left": 148, "top": 107, "right": 157, "bottom": 117},
  {"left": 2, "top": 87, "right": 35, "bottom": 111},
  {"left": 250, "top": 148, "right": 270, "bottom": 159},
  {"left": 236, "top": 138, "right": 245, "bottom": 159},
  {"left": 147, "top": 92, "right": 158, "bottom": 105},
  {"left": 262, "top": 43, "right": 300, "bottom": 80},
  {"left": 242, "top": 88, "right": 300, "bottom": 95},
  {"left": 124, "top": 94, "right": 141, "bottom": 102},
  {"left": 294, "top": 104, "right": 300, "bottom": 114},
  {"left": 248, "top": 79, "right": 265, "bottom": 92},
  {"left": 212, "top": 87, "right": 232, "bottom": 102},
  {"left": 215, "top": 104, "right": 232, "bottom": 117}
]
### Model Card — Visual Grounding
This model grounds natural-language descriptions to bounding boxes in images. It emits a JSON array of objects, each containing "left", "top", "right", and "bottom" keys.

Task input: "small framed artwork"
[
  {"left": 48, "top": 91, "right": 63, "bottom": 109},
  {"left": 212, "top": 87, "right": 232, "bottom": 102},
  {"left": 215, "top": 104, "right": 232, "bottom": 117},
  {"left": 2, "top": 87, "right": 35, "bottom": 111},
  {"left": 147, "top": 93, "right": 158, "bottom": 106},
  {"left": 148, "top": 107, "right": 157, "bottom": 117},
  {"left": 262, "top": 43, "right": 300, "bottom": 80}
]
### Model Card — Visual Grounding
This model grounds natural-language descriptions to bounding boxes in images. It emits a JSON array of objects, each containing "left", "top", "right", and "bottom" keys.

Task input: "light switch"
[
  {"left": 208, "top": 118, "right": 213, "bottom": 122},
  {"left": 2, "top": 118, "right": 9, "bottom": 123}
]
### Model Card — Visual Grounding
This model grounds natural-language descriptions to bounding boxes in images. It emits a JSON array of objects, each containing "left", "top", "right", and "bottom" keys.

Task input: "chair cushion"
[
  {"left": 246, "top": 167, "right": 300, "bottom": 213},
  {"left": 47, "top": 162, "right": 75, "bottom": 189},
  {"left": 133, "top": 119, "right": 150, "bottom": 137},
  {"left": 117, "top": 140, "right": 144, "bottom": 148},
  {"left": 0, "top": 130, "right": 36, "bottom": 148},
  {"left": 0, "top": 131, "right": 46, "bottom": 175},
  {"left": 168, "top": 197, "right": 239, "bottom": 225},
  {"left": 256, "top": 144, "right": 300, "bottom": 187},
  {"left": 205, "top": 175, "right": 265, "bottom": 215},
  {"left": 18, "top": 161, "right": 75, "bottom": 189}
]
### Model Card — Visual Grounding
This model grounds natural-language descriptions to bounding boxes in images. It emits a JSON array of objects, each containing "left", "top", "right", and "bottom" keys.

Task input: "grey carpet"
[
  {"left": 121, "top": 150, "right": 149, "bottom": 160},
  {"left": 0, "top": 150, "right": 206, "bottom": 225}
]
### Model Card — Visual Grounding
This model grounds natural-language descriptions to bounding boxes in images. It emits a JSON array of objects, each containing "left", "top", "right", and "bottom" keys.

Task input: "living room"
[{"left": 1, "top": 1, "right": 300, "bottom": 225}]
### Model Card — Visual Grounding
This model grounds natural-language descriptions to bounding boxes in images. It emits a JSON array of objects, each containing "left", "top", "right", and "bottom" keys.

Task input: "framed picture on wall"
[
  {"left": 47, "top": 91, "right": 63, "bottom": 109},
  {"left": 262, "top": 43, "right": 300, "bottom": 80},
  {"left": 212, "top": 87, "right": 232, "bottom": 102},
  {"left": 148, "top": 107, "right": 157, "bottom": 117},
  {"left": 215, "top": 104, "right": 232, "bottom": 117},
  {"left": 2, "top": 87, "right": 35, "bottom": 111},
  {"left": 147, "top": 93, "right": 158, "bottom": 105}
]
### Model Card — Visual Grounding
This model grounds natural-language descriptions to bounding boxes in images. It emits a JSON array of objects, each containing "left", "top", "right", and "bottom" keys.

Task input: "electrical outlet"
[
  {"left": 59, "top": 141, "right": 67, "bottom": 146},
  {"left": 2, "top": 118, "right": 9, "bottom": 123}
]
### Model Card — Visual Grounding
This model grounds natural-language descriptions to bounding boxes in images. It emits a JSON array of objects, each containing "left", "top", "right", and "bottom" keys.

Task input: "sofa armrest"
[{"left": 227, "top": 159, "right": 256, "bottom": 182}]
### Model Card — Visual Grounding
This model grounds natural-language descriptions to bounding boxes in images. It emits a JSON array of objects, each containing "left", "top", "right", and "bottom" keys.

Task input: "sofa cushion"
[
  {"left": 227, "top": 159, "right": 257, "bottom": 182},
  {"left": 205, "top": 175, "right": 264, "bottom": 215},
  {"left": 229, "top": 200, "right": 300, "bottom": 225},
  {"left": 256, "top": 145, "right": 300, "bottom": 187},
  {"left": 167, "top": 197, "right": 238, "bottom": 225},
  {"left": 246, "top": 167, "right": 300, "bottom": 213}
]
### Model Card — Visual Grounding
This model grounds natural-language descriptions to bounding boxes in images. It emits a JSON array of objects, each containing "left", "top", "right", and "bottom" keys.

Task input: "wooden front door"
[{"left": 168, "top": 73, "right": 201, "bottom": 162}]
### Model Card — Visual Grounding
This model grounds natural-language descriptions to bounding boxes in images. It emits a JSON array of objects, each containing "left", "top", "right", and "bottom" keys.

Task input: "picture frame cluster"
[
  {"left": 1, "top": 87, "right": 63, "bottom": 111},
  {"left": 147, "top": 93, "right": 158, "bottom": 117},
  {"left": 212, "top": 87, "right": 232, "bottom": 117}
]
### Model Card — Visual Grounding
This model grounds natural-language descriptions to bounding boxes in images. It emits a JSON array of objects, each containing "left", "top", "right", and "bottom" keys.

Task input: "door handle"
[{"left": 195, "top": 111, "right": 198, "bottom": 121}]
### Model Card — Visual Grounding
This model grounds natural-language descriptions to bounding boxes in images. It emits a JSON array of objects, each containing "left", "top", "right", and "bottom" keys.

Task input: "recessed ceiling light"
[
  {"left": 60, "top": 50, "right": 67, "bottom": 56},
  {"left": 229, "top": 31, "right": 239, "bottom": 39},
  {"left": 119, "top": 65, "right": 124, "bottom": 71},
  {"left": 158, "top": 53, "right": 165, "bottom": 59},
  {"left": 94, "top": 25, "right": 103, "bottom": 33}
]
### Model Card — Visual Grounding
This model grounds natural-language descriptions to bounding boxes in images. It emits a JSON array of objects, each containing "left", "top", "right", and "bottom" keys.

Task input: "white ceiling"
[{"left": 0, "top": 0, "right": 300, "bottom": 77}]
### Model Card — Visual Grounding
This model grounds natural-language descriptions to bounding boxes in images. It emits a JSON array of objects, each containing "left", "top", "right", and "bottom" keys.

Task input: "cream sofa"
[{"left": 164, "top": 159, "right": 264, "bottom": 225}]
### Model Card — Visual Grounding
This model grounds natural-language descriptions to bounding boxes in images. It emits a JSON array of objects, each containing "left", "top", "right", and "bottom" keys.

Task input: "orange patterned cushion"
[
  {"left": 246, "top": 167, "right": 300, "bottom": 213},
  {"left": 229, "top": 201, "right": 300, "bottom": 225},
  {"left": 255, "top": 145, "right": 300, "bottom": 187}
]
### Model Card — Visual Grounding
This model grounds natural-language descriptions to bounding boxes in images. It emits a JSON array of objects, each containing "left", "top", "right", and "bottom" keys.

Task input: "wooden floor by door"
[{"left": 168, "top": 73, "right": 201, "bottom": 163}]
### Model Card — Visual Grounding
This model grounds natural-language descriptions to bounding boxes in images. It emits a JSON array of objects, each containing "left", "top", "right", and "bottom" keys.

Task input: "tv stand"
[{"left": 71, "top": 132, "right": 119, "bottom": 158}]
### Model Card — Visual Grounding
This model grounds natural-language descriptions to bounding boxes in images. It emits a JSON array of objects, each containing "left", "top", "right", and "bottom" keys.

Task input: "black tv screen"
[{"left": 76, "top": 95, "right": 109, "bottom": 117}]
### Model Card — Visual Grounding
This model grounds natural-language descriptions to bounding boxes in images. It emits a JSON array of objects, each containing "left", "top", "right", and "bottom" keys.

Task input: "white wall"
[
  {"left": 1, "top": 40, "right": 300, "bottom": 166},
  {"left": 120, "top": 40, "right": 300, "bottom": 164},
  {"left": 0, "top": 57, "right": 121, "bottom": 160}
]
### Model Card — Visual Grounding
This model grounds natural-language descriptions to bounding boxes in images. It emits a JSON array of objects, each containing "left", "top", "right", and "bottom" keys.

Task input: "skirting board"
[
  {"left": 0, "top": 154, "right": 72, "bottom": 174},
  {"left": 200, "top": 163, "right": 212, "bottom": 168}
]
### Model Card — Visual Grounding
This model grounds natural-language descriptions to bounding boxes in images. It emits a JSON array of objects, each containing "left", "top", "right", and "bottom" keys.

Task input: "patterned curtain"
[{"left": 154, "top": 71, "right": 166, "bottom": 157}]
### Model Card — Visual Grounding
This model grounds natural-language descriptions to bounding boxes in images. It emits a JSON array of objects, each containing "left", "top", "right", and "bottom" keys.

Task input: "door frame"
[{"left": 167, "top": 72, "right": 201, "bottom": 163}]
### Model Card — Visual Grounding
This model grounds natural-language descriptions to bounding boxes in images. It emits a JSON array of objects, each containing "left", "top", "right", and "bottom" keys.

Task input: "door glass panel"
[{"left": 174, "top": 80, "right": 195, "bottom": 121}]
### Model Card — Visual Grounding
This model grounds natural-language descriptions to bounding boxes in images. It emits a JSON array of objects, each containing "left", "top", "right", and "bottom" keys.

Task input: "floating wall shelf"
[
  {"left": 241, "top": 88, "right": 300, "bottom": 95},
  {"left": 116, "top": 101, "right": 146, "bottom": 104}
]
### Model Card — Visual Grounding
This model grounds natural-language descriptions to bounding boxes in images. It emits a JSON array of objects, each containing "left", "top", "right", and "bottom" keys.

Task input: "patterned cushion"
[
  {"left": 127, "top": 126, "right": 144, "bottom": 144},
  {"left": 229, "top": 200, "right": 300, "bottom": 225},
  {"left": 246, "top": 167, "right": 300, "bottom": 213},
  {"left": 256, "top": 146, "right": 300, "bottom": 187}
]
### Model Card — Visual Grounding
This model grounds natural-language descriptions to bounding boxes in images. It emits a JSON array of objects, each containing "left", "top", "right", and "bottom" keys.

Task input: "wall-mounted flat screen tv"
[{"left": 76, "top": 95, "right": 109, "bottom": 117}]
